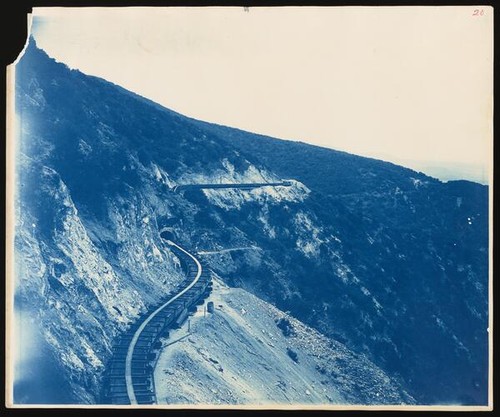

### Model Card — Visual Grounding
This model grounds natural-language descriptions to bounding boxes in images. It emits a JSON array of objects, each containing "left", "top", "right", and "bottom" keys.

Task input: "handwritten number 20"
[{"left": 472, "top": 9, "right": 484, "bottom": 16}]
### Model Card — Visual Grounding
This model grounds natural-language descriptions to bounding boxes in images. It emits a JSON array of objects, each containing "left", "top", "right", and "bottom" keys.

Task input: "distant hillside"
[
  {"left": 188, "top": 121, "right": 436, "bottom": 195},
  {"left": 194, "top": 120, "right": 489, "bottom": 406}
]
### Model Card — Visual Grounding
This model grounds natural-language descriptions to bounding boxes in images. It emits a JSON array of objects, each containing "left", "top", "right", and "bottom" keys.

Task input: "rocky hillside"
[
  {"left": 194, "top": 121, "right": 490, "bottom": 405},
  {"left": 154, "top": 277, "right": 414, "bottom": 405},
  {"left": 11, "top": 38, "right": 489, "bottom": 405}
]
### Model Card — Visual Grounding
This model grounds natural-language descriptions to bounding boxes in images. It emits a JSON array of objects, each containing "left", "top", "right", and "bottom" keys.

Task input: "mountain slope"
[
  {"left": 192, "top": 121, "right": 490, "bottom": 405},
  {"left": 11, "top": 38, "right": 489, "bottom": 406},
  {"left": 154, "top": 278, "right": 414, "bottom": 405}
]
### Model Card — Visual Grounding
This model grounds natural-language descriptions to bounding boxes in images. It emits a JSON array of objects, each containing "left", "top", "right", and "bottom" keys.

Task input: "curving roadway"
[
  {"left": 101, "top": 240, "right": 212, "bottom": 405},
  {"left": 125, "top": 240, "right": 202, "bottom": 404},
  {"left": 172, "top": 180, "right": 293, "bottom": 193}
]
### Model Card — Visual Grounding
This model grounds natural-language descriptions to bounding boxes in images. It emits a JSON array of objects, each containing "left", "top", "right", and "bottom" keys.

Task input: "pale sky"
[{"left": 28, "top": 7, "right": 493, "bottom": 183}]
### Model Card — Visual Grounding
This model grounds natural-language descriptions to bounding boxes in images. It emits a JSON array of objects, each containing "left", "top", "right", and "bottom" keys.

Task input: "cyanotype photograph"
[{"left": 5, "top": 6, "right": 493, "bottom": 410}]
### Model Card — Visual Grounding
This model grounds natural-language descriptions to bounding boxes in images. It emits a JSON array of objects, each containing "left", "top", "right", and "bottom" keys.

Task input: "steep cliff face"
[
  {"left": 14, "top": 135, "right": 188, "bottom": 403},
  {"left": 12, "top": 39, "right": 489, "bottom": 405}
]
